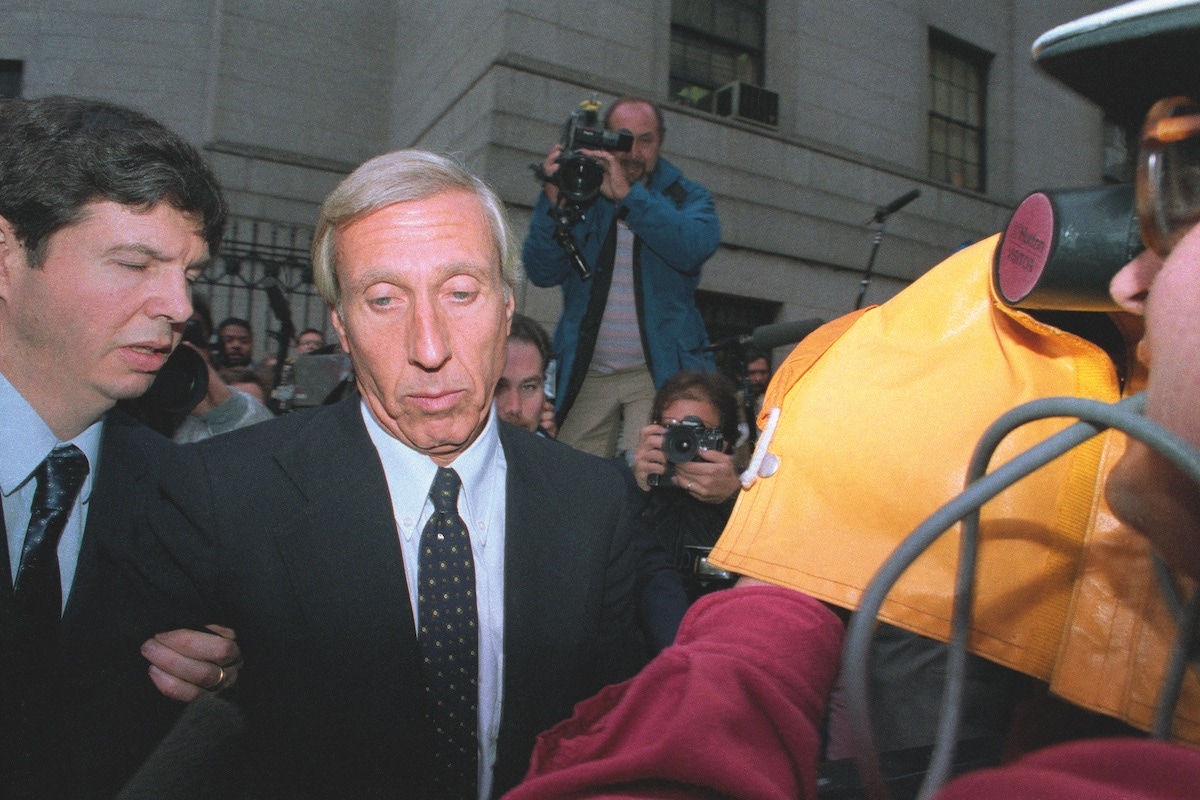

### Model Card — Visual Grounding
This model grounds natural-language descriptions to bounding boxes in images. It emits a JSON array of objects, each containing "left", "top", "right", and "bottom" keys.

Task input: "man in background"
[
  {"left": 494, "top": 313, "right": 556, "bottom": 437},
  {"left": 524, "top": 97, "right": 720, "bottom": 459},
  {"left": 215, "top": 316, "right": 254, "bottom": 368},
  {"left": 743, "top": 350, "right": 770, "bottom": 406},
  {"left": 295, "top": 328, "right": 326, "bottom": 356}
]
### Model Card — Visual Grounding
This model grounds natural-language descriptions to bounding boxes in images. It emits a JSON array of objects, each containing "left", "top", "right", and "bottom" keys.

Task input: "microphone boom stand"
[
  {"left": 854, "top": 189, "right": 920, "bottom": 311},
  {"left": 855, "top": 223, "right": 888, "bottom": 311},
  {"left": 738, "top": 344, "right": 760, "bottom": 451}
]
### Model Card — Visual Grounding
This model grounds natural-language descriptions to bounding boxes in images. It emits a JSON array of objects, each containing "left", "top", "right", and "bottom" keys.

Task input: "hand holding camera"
[
  {"left": 531, "top": 97, "right": 636, "bottom": 281},
  {"left": 633, "top": 415, "right": 741, "bottom": 504},
  {"left": 574, "top": 147, "right": 631, "bottom": 203},
  {"left": 539, "top": 143, "right": 564, "bottom": 205}
]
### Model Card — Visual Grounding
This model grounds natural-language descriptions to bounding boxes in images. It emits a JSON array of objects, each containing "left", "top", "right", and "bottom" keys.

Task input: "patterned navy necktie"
[
  {"left": 417, "top": 466, "right": 479, "bottom": 799},
  {"left": 15, "top": 444, "right": 89, "bottom": 620}
]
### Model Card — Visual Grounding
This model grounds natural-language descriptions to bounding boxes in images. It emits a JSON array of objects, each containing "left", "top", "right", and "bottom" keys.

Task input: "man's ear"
[{"left": 329, "top": 302, "right": 351, "bottom": 353}]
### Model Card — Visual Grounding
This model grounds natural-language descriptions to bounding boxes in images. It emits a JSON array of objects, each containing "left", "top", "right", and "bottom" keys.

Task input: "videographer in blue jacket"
[{"left": 523, "top": 97, "right": 721, "bottom": 460}]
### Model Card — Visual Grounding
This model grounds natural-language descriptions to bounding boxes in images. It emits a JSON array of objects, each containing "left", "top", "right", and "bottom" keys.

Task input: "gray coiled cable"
[{"left": 841, "top": 393, "right": 1200, "bottom": 800}]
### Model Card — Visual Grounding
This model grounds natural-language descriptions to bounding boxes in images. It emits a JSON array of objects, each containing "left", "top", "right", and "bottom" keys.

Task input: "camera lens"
[
  {"left": 663, "top": 426, "right": 700, "bottom": 464},
  {"left": 557, "top": 153, "right": 605, "bottom": 205}
]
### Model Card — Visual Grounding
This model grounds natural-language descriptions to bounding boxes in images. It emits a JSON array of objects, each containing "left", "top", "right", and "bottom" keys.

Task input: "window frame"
[
  {"left": 669, "top": 0, "right": 766, "bottom": 111},
  {"left": 927, "top": 29, "right": 991, "bottom": 193}
]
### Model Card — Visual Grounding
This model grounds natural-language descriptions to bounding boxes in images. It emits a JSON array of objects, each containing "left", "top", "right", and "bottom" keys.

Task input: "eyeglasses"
[{"left": 1137, "top": 96, "right": 1200, "bottom": 257}]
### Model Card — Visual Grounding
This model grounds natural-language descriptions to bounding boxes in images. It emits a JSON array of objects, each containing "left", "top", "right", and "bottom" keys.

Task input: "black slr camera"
[
  {"left": 552, "top": 98, "right": 633, "bottom": 207},
  {"left": 647, "top": 415, "right": 726, "bottom": 488}
]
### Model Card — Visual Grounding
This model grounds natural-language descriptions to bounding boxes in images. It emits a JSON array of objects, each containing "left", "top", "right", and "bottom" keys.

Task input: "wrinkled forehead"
[{"left": 335, "top": 190, "right": 506, "bottom": 282}]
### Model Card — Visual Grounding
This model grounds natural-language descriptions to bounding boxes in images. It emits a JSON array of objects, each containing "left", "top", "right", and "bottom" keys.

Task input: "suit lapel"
[
  {"left": 64, "top": 410, "right": 156, "bottom": 622},
  {"left": 499, "top": 426, "right": 591, "bottom": 698},
  {"left": 269, "top": 398, "right": 419, "bottom": 682},
  {"left": 2, "top": 412, "right": 154, "bottom": 608}
]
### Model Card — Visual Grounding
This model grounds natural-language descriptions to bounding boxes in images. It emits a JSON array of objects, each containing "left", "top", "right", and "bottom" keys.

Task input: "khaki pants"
[{"left": 558, "top": 365, "right": 656, "bottom": 459}]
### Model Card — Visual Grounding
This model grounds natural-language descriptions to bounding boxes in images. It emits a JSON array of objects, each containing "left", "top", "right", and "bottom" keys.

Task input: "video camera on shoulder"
[
  {"left": 533, "top": 97, "right": 634, "bottom": 280},
  {"left": 647, "top": 415, "right": 725, "bottom": 488},
  {"left": 552, "top": 97, "right": 633, "bottom": 207}
]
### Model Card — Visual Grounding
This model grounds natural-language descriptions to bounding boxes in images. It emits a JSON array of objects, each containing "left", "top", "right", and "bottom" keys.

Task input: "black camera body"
[
  {"left": 553, "top": 99, "right": 633, "bottom": 207},
  {"left": 647, "top": 415, "right": 725, "bottom": 488},
  {"left": 116, "top": 322, "right": 211, "bottom": 437}
]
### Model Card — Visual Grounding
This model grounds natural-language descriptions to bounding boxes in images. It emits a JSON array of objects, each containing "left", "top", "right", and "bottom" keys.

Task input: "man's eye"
[
  {"left": 520, "top": 383, "right": 541, "bottom": 394},
  {"left": 119, "top": 262, "right": 150, "bottom": 271}
]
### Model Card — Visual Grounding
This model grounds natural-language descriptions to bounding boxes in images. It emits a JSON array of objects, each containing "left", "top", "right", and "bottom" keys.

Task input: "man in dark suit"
[
  {"left": 0, "top": 96, "right": 243, "bottom": 799},
  {"left": 112, "top": 150, "right": 645, "bottom": 799}
]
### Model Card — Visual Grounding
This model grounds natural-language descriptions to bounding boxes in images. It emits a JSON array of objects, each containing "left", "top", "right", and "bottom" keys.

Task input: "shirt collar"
[
  {"left": 0, "top": 369, "right": 103, "bottom": 502},
  {"left": 361, "top": 400, "right": 503, "bottom": 546}
]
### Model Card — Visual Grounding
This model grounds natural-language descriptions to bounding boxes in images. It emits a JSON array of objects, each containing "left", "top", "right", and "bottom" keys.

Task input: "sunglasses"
[{"left": 1137, "top": 96, "right": 1200, "bottom": 257}]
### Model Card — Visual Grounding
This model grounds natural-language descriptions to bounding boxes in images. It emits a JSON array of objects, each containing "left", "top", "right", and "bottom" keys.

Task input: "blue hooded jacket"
[{"left": 523, "top": 156, "right": 720, "bottom": 423}]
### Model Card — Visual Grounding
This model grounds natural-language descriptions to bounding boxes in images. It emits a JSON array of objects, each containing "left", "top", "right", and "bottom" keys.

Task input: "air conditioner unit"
[{"left": 713, "top": 81, "right": 779, "bottom": 127}]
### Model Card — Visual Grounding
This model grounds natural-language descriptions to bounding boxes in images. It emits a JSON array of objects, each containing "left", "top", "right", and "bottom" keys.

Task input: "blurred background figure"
[
  {"left": 218, "top": 368, "right": 269, "bottom": 406},
  {"left": 630, "top": 370, "right": 741, "bottom": 600},
  {"left": 295, "top": 328, "right": 326, "bottom": 356},
  {"left": 215, "top": 317, "right": 254, "bottom": 369},
  {"left": 742, "top": 349, "right": 771, "bottom": 406},
  {"left": 495, "top": 313, "right": 557, "bottom": 438},
  {"left": 734, "top": 347, "right": 772, "bottom": 459}
]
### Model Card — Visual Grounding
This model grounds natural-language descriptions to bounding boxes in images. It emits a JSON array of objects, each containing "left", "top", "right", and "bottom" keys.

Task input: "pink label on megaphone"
[{"left": 997, "top": 192, "right": 1054, "bottom": 303}]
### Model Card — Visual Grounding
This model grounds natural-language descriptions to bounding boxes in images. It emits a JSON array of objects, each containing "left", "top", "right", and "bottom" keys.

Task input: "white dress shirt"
[
  {"left": 363, "top": 401, "right": 507, "bottom": 800},
  {"left": 0, "top": 370, "right": 103, "bottom": 612}
]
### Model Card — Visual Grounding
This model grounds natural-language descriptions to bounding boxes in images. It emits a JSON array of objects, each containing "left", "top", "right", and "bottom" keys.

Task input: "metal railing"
[{"left": 196, "top": 216, "right": 330, "bottom": 363}]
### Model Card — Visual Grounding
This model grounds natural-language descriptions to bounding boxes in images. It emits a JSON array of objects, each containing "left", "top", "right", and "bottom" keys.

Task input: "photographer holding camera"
[
  {"left": 524, "top": 97, "right": 721, "bottom": 460},
  {"left": 630, "top": 371, "right": 741, "bottom": 588}
]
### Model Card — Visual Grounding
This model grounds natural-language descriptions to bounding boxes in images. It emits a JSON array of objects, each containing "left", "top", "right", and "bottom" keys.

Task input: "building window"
[
  {"left": 0, "top": 60, "right": 23, "bottom": 98},
  {"left": 928, "top": 31, "right": 990, "bottom": 192},
  {"left": 670, "top": 0, "right": 765, "bottom": 111}
]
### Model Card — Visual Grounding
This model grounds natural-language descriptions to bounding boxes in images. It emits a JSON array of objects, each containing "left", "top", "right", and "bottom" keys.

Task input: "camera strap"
[{"left": 556, "top": 221, "right": 618, "bottom": 428}]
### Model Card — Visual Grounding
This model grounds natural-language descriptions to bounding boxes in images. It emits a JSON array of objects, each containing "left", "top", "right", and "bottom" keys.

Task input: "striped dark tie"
[{"left": 15, "top": 444, "right": 89, "bottom": 620}]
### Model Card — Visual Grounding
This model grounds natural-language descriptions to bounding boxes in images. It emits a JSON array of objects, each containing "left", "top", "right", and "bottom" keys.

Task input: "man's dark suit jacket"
[
  {"left": 1, "top": 410, "right": 182, "bottom": 800},
  {"left": 106, "top": 393, "right": 645, "bottom": 799}
]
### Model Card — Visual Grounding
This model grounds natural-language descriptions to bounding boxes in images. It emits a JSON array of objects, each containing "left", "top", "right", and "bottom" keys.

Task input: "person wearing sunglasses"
[{"left": 501, "top": 2, "right": 1200, "bottom": 798}]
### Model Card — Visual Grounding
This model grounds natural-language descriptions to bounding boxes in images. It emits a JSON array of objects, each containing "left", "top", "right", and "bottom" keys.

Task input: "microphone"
[
  {"left": 116, "top": 694, "right": 247, "bottom": 800},
  {"left": 866, "top": 189, "right": 921, "bottom": 224},
  {"left": 751, "top": 317, "right": 826, "bottom": 350},
  {"left": 701, "top": 318, "right": 825, "bottom": 353}
]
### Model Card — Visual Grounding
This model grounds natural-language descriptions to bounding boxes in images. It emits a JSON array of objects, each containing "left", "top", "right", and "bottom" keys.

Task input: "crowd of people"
[{"left": 2, "top": 1, "right": 1199, "bottom": 798}]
